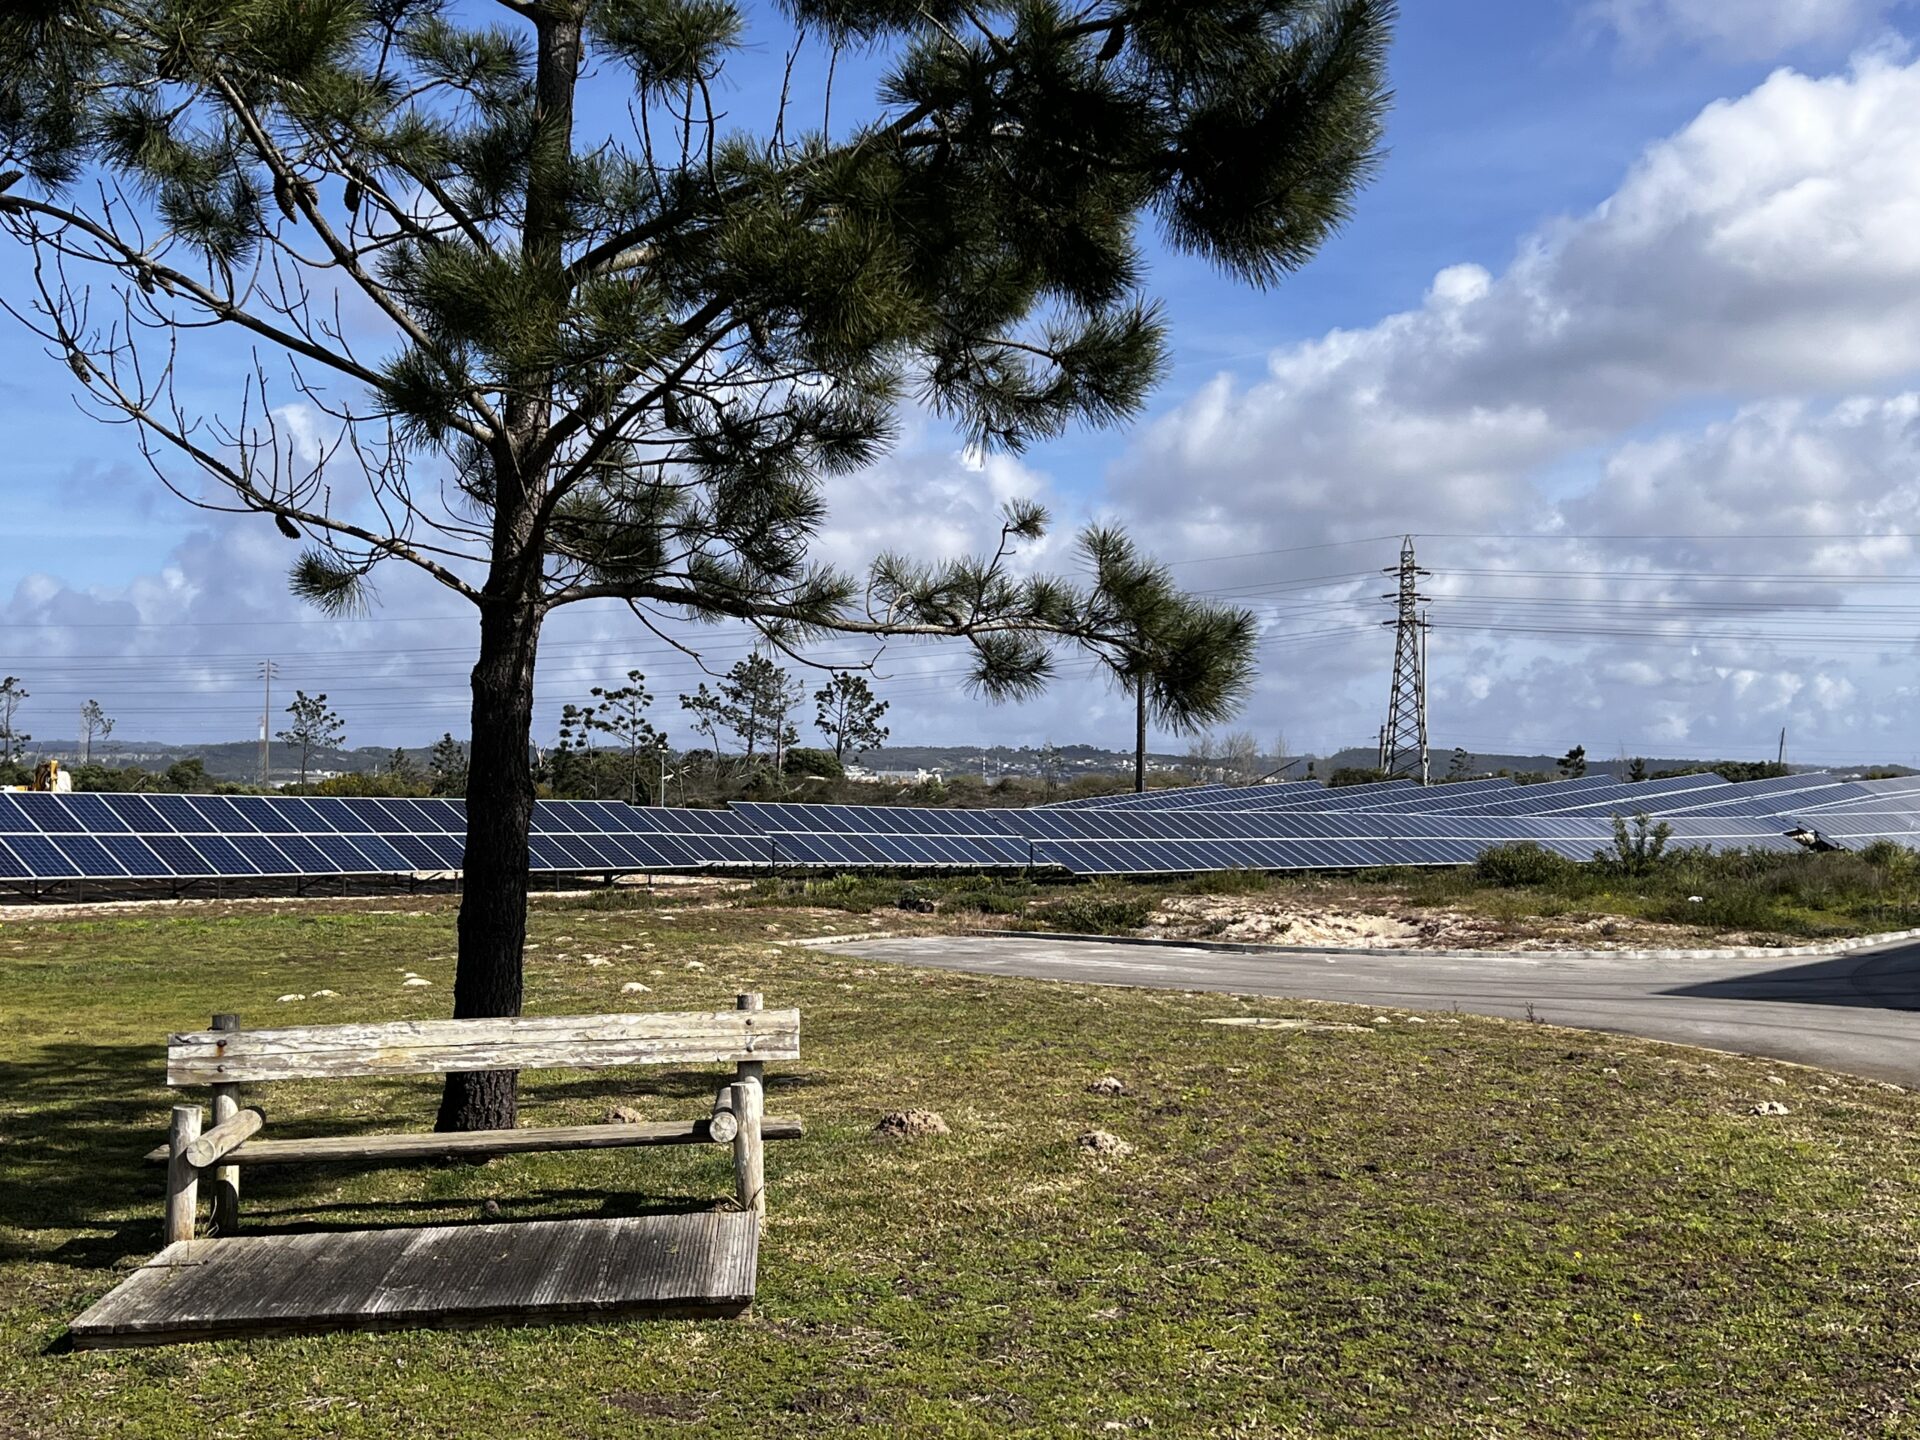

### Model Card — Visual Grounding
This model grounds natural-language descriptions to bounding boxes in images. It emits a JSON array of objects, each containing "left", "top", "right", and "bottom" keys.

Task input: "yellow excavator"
[{"left": 3, "top": 758, "right": 72, "bottom": 793}]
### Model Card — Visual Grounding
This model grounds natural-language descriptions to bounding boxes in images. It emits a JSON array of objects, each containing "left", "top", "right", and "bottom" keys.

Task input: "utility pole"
[
  {"left": 1380, "top": 536, "right": 1431, "bottom": 784},
  {"left": 257, "top": 660, "right": 278, "bottom": 787},
  {"left": 1778, "top": 727, "right": 1787, "bottom": 768}
]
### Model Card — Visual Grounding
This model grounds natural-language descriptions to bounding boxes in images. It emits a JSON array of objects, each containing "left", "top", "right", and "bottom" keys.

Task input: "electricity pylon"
[{"left": 1379, "top": 536, "right": 1430, "bottom": 784}]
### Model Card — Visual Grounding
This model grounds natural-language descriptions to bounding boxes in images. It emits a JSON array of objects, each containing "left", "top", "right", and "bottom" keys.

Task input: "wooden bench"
[{"left": 69, "top": 993, "right": 801, "bottom": 1347}]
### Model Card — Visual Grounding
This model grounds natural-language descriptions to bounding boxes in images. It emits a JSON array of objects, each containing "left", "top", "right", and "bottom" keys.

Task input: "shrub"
[
  {"left": 1597, "top": 813, "right": 1675, "bottom": 877},
  {"left": 896, "top": 883, "right": 937, "bottom": 913},
  {"left": 1327, "top": 767, "right": 1385, "bottom": 788},
  {"left": 782, "top": 747, "right": 844, "bottom": 780},
  {"left": 1861, "top": 840, "right": 1918, "bottom": 879},
  {"left": 1037, "top": 888, "right": 1156, "bottom": 934},
  {"left": 1186, "top": 868, "right": 1273, "bottom": 896},
  {"left": 1473, "top": 842, "right": 1574, "bottom": 888},
  {"left": 942, "top": 887, "right": 1030, "bottom": 916}
]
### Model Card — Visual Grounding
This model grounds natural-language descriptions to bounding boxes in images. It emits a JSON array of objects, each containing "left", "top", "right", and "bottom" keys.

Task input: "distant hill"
[
  {"left": 25, "top": 736, "right": 1915, "bottom": 785},
  {"left": 29, "top": 738, "right": 436, "bottom": 784}
]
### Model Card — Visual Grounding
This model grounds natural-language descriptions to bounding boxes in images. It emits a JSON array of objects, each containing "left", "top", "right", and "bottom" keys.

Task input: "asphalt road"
[{"left": 832, "top": 934, "right": 1920, "bottom": 1086}]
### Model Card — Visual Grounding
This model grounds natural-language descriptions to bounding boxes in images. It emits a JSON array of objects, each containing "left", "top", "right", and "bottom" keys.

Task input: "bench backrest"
[{"left": 167, "top": 1008, "right": 801, "bottom": 1085}]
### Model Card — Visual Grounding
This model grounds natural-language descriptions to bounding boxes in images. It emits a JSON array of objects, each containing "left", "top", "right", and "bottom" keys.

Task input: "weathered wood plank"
[
  {"left": 182, "top": 1107, "right": 265, "bottom": 1169},
  {"left": 733, "top": 993, "right": 767, "bottom": 1221},
  {"left": 68, "top": 1213, "right": 758, "bottom": 1347},
  {"left": 167, "top": 1009, "right": 801, "bottom": 1084},
  {"left": 209, "top": 1014, "right": 243, "bottom": 1235},
  {"left": 141, "top": 1115, "right": 804, "bottom": 1166},
  {"left": 164, "top": 1107, "right": 201, "bottom": 1246}
]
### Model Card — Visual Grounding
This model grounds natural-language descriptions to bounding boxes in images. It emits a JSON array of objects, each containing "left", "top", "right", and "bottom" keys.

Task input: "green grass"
[{"left": 4, "top": 894, "right": 1920, "bottom": 1436}]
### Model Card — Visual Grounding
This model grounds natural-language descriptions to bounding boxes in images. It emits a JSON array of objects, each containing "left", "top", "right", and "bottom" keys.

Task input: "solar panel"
[
  {"left": 0, "top": 839, "right": 31, "bottom": 878},
  {"left": 1133, "top": 779, "right": 1422, "bottom": 813},
  {"left": 0, "top": 793, "right": 759, "bottom": 885},
  {"left": 2, "top": 769, "right": 1907, "bottom": 893},
  {"left": 1416, "top": 774, "right": 1731, "bottom": 815},
  {"left": 1033, "top": 782, "right": 1241, "bottom": 810},
  {"left": 734, "top": 802, "right": 1036, "bottom": 868}
]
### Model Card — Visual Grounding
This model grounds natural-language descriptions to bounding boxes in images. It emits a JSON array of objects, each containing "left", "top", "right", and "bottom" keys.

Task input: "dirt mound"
[
  {"left": 1076, "top": 1129, "right": 1134, "bottom": 1159},
  {"left": 874, "top": 1109, "right": 950, "bottom": 1139}
]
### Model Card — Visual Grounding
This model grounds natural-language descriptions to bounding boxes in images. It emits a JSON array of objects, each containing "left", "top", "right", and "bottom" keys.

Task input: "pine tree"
[
  {"left": 1078, "top": 528, "right": 1256, "bottom": 792},
  {"left": 551, "top": 703, "right": 600, "bottom": 797},
  {"left": 586, "top": 670, "right": 657, "bottom": 804},
  {"left": 718, "top": 655, "right": 802, "bottom": 766},
  {"left": 814, "top": 674, "right": 890, "bottom": 766},
  {"left": 1558, "top": 745, "right": 1588, "bottom": 780},
  {"left": 430, "top": 733, "right": 469, "bottom": 796},
  {"left": 0, "top": 677, "right": 30, "bottom": 764},
  {"left": 277, "top": 692, "right": 343, "bottom": 785},
  {"left": 79, "top": 698, "right": 113, "bottom": 764},
  {"left": 0, "top": 0, "right": 1392, "bottom": 1130}
]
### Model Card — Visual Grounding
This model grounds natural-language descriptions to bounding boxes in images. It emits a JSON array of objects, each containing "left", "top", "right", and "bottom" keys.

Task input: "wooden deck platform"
[{"left": 69, "top": 1212, "right": 758, "bottom": 1348}]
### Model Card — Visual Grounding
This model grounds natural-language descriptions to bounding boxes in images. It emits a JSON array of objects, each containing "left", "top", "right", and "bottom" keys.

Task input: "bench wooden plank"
[
  {"left": 166, "top": 1009, "right": 800, "bottom": 1084},
  {"left": 68, "top": 1213, "right": 759, "bottom": 1347},
  {"left": 140, "top": 1115, "right": 806, "bottom": 1165}
]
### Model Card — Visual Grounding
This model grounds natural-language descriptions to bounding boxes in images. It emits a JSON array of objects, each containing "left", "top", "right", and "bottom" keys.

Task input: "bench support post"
[
  {"left": 165, "top": 1105, "right": 203, "bottom": 1246},
  {"left": 209, "top": 1013, "right": 242, "bottom": 1235},
  {"left": 732, "top": 993, "right": 765, "bottom": 1220}
]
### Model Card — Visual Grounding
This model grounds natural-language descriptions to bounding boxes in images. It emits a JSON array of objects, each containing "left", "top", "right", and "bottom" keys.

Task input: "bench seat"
[{"left": 141, "top": 1114, "right": 805, "bottom": 1166}]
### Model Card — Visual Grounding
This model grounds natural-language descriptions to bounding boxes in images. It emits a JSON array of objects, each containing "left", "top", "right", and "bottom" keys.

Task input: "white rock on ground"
[
  {"left": 621, "top": 982, "right": 651, "bottom": 994},
  {"left": 403, "top": 977, "right": 432, "bottom": 987},
  {"left": 1750, "top": 1100, "right": 1791, "bottom": 1116}
]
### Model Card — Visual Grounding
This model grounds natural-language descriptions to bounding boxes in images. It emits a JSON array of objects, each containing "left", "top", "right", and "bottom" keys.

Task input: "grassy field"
[{"left": 5, "top": 890, "right": 1920, "bottom": 1437}]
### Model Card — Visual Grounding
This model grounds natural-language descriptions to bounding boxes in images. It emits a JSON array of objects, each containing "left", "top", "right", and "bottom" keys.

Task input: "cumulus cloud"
[
  {"left": 1588, "top": 0, "right": 1904, "bottom": 59},
  {"left": 1117, "top": 52, "right": 1920, "bottom": 552},
  {"left": 1103, "top": 53, "right": 1920, "bottom": 765}
]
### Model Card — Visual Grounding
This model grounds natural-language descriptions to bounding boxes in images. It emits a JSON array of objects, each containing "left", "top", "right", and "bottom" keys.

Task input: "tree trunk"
[
  {"left": 436, "top": 5, "right": 577, "bottom": 1132},
  {"left": 1133, "top": 681, "right": 1148, "bottom": 794},
  {"left": 437, "top": 599, "right": 543, "bottom": 1132}
]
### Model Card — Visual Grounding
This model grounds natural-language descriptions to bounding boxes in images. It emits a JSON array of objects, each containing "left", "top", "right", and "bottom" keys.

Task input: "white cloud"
[
  {"left": 1119, "top": 52, "right": 1920, "bottom": 555},
  {"left": 1588, "top": 0, "right": 1904, "bottom": 59},
  {"left": 1101, "top": 53, "right": 1920, "bottom": 765}
]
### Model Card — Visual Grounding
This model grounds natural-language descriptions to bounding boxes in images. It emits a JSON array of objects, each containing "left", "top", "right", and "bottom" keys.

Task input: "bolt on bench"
[{"left": 70, "top": 994, "right": 801, "bottom": 1348}]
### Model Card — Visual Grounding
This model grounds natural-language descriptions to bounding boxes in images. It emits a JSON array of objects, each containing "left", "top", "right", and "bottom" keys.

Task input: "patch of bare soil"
[
  {"left": 1139, "top": 893, "right": 1807, "bottom": 951},
  {"left": 1146, "top": 894, "right": 1438, "bottom": 948}
]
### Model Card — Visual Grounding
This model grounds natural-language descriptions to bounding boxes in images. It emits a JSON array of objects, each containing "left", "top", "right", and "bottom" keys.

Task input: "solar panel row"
[
  {"left": 731, "top": 802, "right": 1033, "bottom": 869},
  {"left": 0, "top": 796, "right": 772, "bottom": 882},
  {"left": 4, "top": 769, "right": 1916, "bottom": 889}
]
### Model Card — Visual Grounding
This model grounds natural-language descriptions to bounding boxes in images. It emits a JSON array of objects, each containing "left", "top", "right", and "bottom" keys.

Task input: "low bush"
[
  {"left": 1185, "top": 868, "right": 1273, "bottom": 897},
  {"left": 1593, "top": 814, "right": 1677, "bottom": 877},
  {"left": 1035, "top": 887, "right": 1157, "bottom": 934},
  {"left": 940, "top": 878, "right": 1038, "bottom": 916},
  {"left": 1474, "top": 842, "right": 1575, "bottom": 888}
]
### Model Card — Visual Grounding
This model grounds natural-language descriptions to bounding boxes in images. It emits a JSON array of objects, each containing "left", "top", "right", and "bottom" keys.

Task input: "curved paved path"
[{"left": 831, "top": 934, "right": 1920, "bottom": 1086}]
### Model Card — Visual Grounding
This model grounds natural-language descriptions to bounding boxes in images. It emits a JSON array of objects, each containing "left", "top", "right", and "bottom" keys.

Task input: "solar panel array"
[
  {"left": 0, "top": 793, "right": 769, "bottom": 884},
  {"left": 4, "top": 769, "right": 1918, "bottom": 890}
]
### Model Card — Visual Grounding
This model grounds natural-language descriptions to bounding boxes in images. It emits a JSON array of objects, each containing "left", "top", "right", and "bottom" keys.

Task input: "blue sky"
[{"left": 6, "top": 0, "right": 1920, "bottom": 768}]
